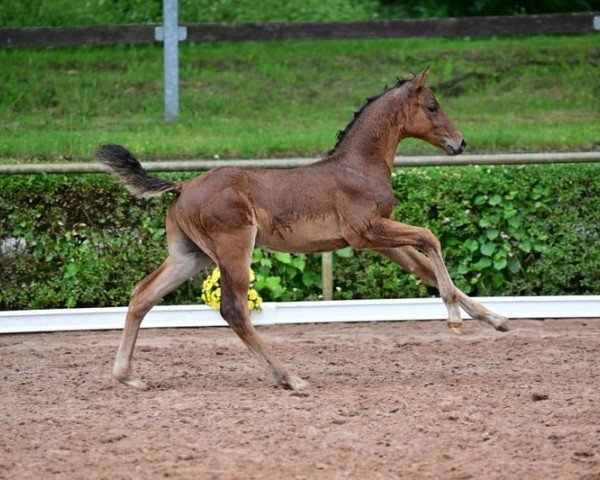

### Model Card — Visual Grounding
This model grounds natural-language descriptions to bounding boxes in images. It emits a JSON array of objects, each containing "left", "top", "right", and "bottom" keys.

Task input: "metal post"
[
  {"left": 2, "top": 152, "right": 600, "bottom": 175},
  {"left": 163, "top": 0, "right": 179, "bottom": 123},
  {"left": 322, "top": 252, "right": 333, "bottom": 300},
  {"left": 156, "top": 0, "right": 187, "bottom": 123}
]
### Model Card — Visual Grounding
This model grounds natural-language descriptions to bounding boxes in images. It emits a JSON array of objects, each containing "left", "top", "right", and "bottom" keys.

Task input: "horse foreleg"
[
  {"left": 212, "top": 229, "right": 307, "bottom": 390},
  {"left": 220, "top": 275, "right": 307, "bottom": 390},
  {"left": 347, "top": 218, "right": 463, "bottom": 332},
  {"left": 375, "top": 246, "right": 513, "bottom": 332}
]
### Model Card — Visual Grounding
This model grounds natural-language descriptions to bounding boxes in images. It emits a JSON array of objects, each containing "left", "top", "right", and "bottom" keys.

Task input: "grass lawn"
[{"left": 0, "top": 34, "right": 598, "bottom": 162}]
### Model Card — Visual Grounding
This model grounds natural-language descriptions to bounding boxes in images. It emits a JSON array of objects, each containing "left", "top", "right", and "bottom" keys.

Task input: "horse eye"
[{"left": 427, "top": 104, "right": 437, "bottom": 113}]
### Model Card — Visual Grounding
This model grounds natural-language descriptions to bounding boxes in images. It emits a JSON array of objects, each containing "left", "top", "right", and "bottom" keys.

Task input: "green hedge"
[
  {"left": 335, "top": 163, "right": 600, "bottom": 299},
  {"left": 1, "top": 163, "right": 598, "bottom": 310}
]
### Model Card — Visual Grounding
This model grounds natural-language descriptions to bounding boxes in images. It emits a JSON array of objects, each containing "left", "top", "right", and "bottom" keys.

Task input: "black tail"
[{"left": 96, "top": 144, "right": 180, "bottom": 198}]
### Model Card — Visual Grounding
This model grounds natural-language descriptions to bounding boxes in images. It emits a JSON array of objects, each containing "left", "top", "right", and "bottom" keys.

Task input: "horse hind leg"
[{"left": 113, "top": 214, "right": 212, "bottom": 389}]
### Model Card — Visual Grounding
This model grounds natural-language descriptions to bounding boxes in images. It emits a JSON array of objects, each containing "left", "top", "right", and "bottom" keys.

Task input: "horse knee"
[{"left": 418, "top": 227, "right": 441, "bottom": 252}]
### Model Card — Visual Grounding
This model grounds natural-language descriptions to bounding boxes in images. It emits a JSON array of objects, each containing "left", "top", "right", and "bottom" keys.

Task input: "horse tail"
[{"left": 96, "top": 144, "right": 180, "bottom": 198}]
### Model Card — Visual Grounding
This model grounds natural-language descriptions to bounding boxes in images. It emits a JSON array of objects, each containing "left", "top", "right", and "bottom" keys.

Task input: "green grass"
[{"left": 0, "top": 34, "right": 598, "bottom": 162}]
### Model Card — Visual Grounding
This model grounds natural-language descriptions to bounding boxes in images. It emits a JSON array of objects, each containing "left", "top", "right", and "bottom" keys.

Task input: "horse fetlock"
[
  {"left": 112, "top": 360, "right": 146, "bottom": 388},
  {"left": 495, "top": 320, "right": 515, "bottom": 332},
  {"left": 118, "top": 376, "right": 148, "bottom": 390},
  {"left": 481, "top": 311, "right": 514, "bottom": 332},
  {"left": 112, "top": 362, "right": 128, "bottom": 379},
  {"left": 447, "top": 320, "right": 463, "bottom": 335},
  {"left": 113, "top": 368, "right": 148, "bottom": 390},
  {"left": 282, "top": 376, "right": 310, "bottom": 391}
]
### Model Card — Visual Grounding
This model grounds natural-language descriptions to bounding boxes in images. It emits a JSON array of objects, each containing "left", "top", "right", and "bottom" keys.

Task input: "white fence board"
[{"left": 1, "top": 296, "right": 598, "bottom": 334}]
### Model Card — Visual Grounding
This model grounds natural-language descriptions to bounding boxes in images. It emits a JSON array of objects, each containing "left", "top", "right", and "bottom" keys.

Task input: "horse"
[{"left": 97, "top": 67, "right": 512, "bottom": 391}]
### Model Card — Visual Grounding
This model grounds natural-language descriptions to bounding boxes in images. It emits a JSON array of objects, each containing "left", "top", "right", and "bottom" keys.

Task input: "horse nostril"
[{"left": 460, "top": 138, "right": 467, "bottom": 149}]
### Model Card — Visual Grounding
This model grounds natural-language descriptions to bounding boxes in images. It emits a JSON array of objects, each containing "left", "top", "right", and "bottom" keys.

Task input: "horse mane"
[{"left": 327, "top": 78, "right": 409, "bottom": 155}]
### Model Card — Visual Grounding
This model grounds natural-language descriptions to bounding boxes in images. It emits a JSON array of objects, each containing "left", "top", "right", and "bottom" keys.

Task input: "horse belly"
[{"left": 255, "top": 216, "right": 348, "bottom": 254}]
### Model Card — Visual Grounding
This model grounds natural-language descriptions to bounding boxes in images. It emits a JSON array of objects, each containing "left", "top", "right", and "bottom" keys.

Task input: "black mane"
[{"left": 327, "top": 78, "right": 409, "bottom": 156}]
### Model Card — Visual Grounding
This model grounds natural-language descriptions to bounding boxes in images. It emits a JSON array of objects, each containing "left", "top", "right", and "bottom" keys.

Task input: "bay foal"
[{"left": 98, "top": 68, "right": 512, "bottom": 390}]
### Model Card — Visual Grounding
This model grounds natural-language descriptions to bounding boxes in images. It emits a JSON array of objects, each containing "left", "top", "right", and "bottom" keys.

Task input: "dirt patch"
[{"left": 1, "top": 319, "right": 599, "bottom": 479}]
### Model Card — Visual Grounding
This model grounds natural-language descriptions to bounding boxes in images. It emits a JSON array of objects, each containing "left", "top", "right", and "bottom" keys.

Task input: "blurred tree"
[
  {"left": 1, "top": 0, "right": 598, "bottom": 27},
  {"left": 378, "top": 0, "right": 598, "bottom": 17}
]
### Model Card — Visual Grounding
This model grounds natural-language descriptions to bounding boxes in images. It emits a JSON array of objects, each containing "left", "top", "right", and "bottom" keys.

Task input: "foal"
[{"left": 98, "top": 67, "right": 512, "bottom": 390}]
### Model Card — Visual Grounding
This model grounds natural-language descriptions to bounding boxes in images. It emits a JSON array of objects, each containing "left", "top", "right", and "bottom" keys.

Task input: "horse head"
[{"left": 403, "top": 67, "right": 467, "bottom": 155}]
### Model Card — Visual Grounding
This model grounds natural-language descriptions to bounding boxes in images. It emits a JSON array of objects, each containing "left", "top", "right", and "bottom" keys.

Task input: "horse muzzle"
[{"left": 444, "top": 137, "right": 467, "bottom": 156}]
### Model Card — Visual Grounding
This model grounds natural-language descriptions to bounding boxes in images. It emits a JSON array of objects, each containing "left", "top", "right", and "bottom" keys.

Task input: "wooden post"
[{"left": 322, "top": 252, "right": 333, "bottom": 300}]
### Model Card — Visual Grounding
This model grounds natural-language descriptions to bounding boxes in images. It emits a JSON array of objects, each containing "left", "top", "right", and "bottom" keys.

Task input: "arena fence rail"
[{"left": 1, "top": 296, "right": 599, "bottom": 334}]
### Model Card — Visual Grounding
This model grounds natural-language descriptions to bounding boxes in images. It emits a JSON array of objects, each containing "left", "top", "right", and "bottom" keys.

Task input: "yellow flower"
[{"left": 200, "top": 267, "right": 263, "bottom": 311}]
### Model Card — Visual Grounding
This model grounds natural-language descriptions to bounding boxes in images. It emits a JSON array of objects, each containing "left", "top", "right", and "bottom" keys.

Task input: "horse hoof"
[
  {"left": 448, "top": 322, "right": 462, "bottom": 335},
  {"left": 496, "top": 321, "right": 515, "bottom": 332},
  {"left": 285, "top": 377, "right": 309, "bottom": 391},
  {"left": 117, "top": 377, "right": 149, "bottom": 390}
]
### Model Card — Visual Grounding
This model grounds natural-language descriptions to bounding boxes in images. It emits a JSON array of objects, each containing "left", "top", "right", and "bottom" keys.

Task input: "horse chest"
[{"left": 341, "top": 185, "right": 396, "bottom": 219}]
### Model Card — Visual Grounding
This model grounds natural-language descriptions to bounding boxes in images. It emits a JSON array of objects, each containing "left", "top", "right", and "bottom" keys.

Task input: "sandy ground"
[{"left": 0, "top": 318, "right": 599, "bottom": 479}]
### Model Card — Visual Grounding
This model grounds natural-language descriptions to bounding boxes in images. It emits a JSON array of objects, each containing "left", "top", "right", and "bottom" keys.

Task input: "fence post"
[
  {"left": 322, "top": 252, "right": 333, "bottom": 300},
  {"left": 155, "top": 0, "right": 187, "bottom": 123}
]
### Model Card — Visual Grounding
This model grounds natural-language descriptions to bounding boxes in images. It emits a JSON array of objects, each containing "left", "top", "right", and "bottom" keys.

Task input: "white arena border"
[{"left": 0, "top": 296, "right": 599, "bottom": 334}]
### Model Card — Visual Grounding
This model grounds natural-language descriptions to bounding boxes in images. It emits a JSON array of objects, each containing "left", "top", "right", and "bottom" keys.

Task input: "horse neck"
[{"left": 335, "top": 94, "right": 409, "bottom": 175}]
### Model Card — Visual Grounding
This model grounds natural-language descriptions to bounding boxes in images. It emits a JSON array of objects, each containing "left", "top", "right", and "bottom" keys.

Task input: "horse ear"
[{"left": 413, "top": 66, "right": 430, "bottom": 90}]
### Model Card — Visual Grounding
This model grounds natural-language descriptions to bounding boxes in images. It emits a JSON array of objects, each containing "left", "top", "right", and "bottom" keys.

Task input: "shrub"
[
  {"left": 335, "top": 163, "right": 600, "bottom": 298},
  {"left": 0, "top": 163, "right": 598, "bottom": 310}
]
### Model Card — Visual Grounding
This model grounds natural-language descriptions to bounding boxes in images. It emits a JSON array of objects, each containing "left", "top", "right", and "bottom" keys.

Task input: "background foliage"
[
  {"left": 1, "top": 0, "right": 598, "bottom": 310},
  {"left": 1, "top": 163, "right": 598, "bottom": 310},
  {"left": 1, "top": 0, "right": 597, "bottom": 27}
]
